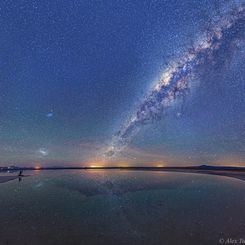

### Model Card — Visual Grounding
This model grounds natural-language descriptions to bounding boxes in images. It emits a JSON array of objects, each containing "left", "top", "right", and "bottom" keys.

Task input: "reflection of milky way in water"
[
  {"left": 0, "top": 171, "right": 245, "bottom": 245},
  {"left": 104, "top": 5, "right": 245, "bottom": 158},
  {"left": 54, "top": 170, "right": 245, "bottom": 196},
  {"left": 55, "top": 174, "right": 186, "bottom": 197}
]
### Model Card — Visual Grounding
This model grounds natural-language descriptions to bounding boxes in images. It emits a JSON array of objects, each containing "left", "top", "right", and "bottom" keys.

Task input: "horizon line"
[{"left": 1, "top": 165, "right": 245, "bottom": 171}]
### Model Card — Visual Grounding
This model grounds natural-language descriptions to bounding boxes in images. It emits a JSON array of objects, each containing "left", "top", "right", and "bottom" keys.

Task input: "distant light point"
[{"left": 46, "top": 112, "right": 54, "bottom": 118}]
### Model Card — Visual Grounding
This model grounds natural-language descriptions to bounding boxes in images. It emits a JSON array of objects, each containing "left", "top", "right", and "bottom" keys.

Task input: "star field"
[{"left": 0, "top": 0, "right": 244, "bottom": 167}]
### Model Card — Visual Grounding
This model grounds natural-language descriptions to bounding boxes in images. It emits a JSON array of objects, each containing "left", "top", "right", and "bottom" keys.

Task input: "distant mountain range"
[{"left": 1, "top": 165, "right": 245, "bottom": 172}]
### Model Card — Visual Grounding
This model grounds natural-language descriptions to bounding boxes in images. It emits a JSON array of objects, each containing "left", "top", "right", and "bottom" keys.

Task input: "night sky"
[{"left": 0, "top": 0, "right": 244, "bottom": 167}]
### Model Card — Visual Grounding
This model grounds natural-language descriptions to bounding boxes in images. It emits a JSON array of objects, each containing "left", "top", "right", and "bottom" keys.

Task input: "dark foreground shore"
[
  {"left": 0, "top": 176, "right": 18, "bottom": 184},
  {"left": 0, "top": 165, "right": 245, "bottom": 184}
]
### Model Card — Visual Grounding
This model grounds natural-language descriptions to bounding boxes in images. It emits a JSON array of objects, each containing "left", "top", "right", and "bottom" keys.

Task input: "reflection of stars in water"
[
  {"left": 38, "top": 148, "right": 49, "bottom": 157},
  {"left": 35, "top": 182, "right": 43, "bottom": 188}
]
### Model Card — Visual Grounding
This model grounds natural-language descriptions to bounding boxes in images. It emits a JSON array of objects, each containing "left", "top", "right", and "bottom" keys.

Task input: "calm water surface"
[{"left": 0, "top": 170, "right": 244, "bottom": 245}]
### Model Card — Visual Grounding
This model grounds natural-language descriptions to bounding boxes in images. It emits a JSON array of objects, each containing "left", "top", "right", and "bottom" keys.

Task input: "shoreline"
[
  {"left": 0, "top": 166, "right": 245, "bottom": 183},
  {"left": 1, "top": 165, "right": 245, "bottom": 172},
  {"left": 0, "top": 176, "right": 19, "bottom": 184}
]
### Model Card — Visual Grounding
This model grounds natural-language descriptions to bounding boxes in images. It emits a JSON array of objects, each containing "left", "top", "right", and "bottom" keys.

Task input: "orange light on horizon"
[
  {"left": 88, "top": 161, "right": 106, "bottom": 168},
  {"left": 155, "top": 163, "right": 165, "bottom": 167},
  {"left": 34, "top": 166, "right": 41, "bottom": 170},
  {"left": 117, "top": 162, "right": 129, "bottom": 167},
  {"left": 89, "top": 165, "right": 102, "bottom": 168}
]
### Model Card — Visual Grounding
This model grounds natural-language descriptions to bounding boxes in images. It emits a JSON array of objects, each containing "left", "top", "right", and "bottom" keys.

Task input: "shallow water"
[{"left": 0, "top": 170, "right": 244, "bottom": 245}]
